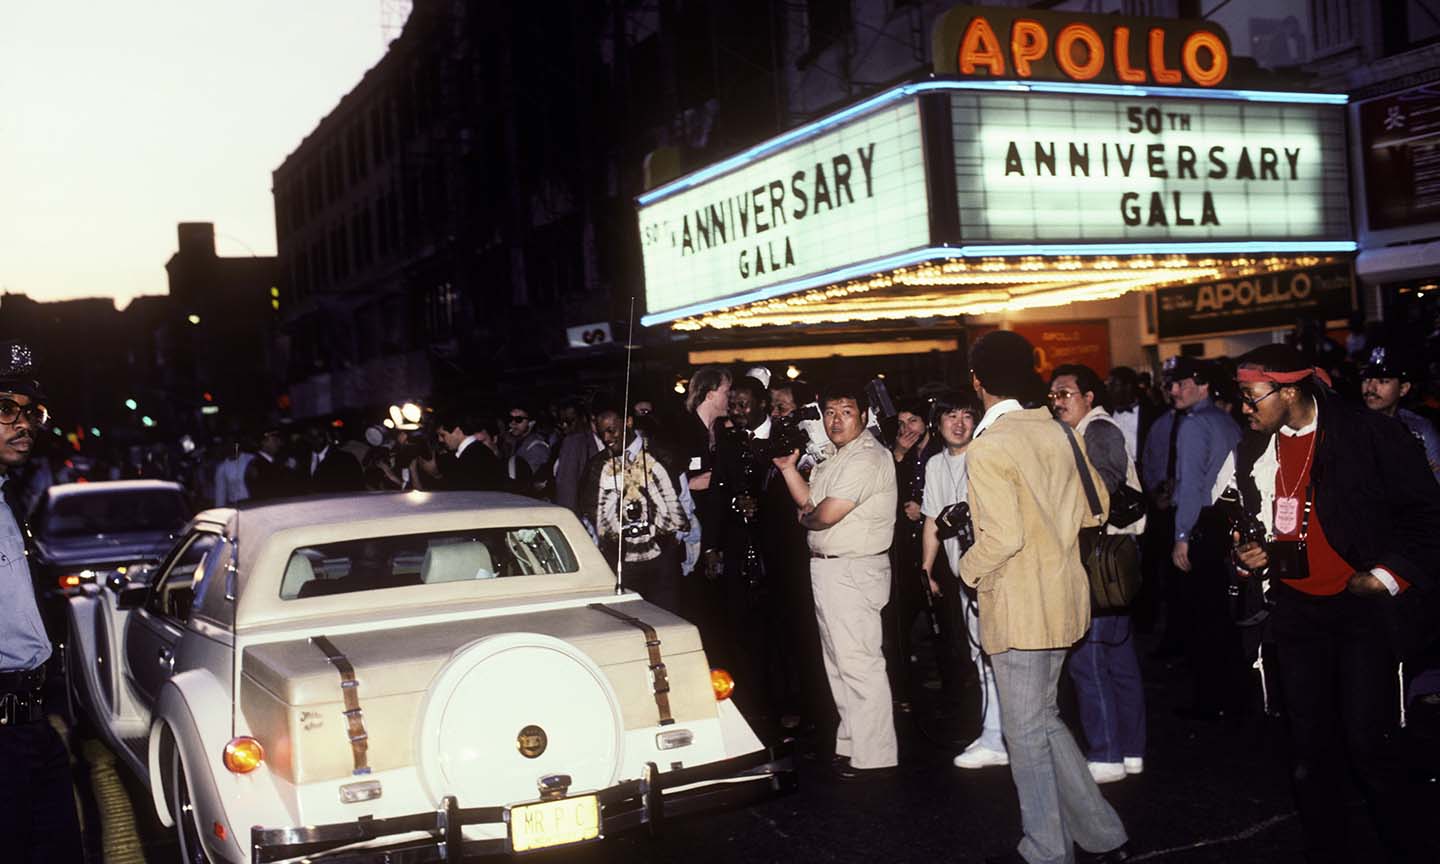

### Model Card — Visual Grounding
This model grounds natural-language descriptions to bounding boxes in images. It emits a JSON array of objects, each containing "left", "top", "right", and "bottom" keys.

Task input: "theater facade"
[{"left": 635, "top": 6, "right": 1355, "bottom": 384}]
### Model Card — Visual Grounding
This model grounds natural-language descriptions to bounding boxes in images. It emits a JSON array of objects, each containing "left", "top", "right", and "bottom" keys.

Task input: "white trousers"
[
  {"left": 810, "top": 554, "right": 898, "bottom": 769},
  {"left": 964, "top": 595, "right": 1005, "bottom": 752}
]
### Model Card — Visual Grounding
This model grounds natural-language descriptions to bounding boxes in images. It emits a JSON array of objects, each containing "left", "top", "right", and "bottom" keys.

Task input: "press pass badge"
[{"left": 1274, "top": 496, "right": 1300, "bottom": 535}]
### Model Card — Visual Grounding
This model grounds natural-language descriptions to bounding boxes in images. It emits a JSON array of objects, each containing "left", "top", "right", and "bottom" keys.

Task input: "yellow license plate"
[{"left": 509, "top": 794, "right": 600, "bottom": 852}]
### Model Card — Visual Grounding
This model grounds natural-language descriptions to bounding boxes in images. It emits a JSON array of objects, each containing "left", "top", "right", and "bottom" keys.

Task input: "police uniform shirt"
[
  {"left": 920, "top": 450, "right": 968, "bottom": 575},
  {"left": 806, "top": 431, "right": 897, "bottom": 558},
  {"left": 0, "top": 474, "right": 51, "bottom": 672}
]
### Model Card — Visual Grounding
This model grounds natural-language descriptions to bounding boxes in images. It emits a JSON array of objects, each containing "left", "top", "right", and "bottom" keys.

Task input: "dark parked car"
[{"left": 27, "top": 479, "right": 191, "bottom": 642}]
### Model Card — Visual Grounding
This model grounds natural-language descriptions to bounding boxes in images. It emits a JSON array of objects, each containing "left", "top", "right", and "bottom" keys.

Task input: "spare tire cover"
[{"left": 416, "top": 633, "right": 624, "bottom": 806}]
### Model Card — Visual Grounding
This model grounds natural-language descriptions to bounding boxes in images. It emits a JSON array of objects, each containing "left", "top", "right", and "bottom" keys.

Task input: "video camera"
[{"left": 753, "top": 402, "right": 822, "bottom": 461}]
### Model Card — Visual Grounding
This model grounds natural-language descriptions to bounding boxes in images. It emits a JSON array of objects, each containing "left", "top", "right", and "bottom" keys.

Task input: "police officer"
[
  {"left": 1360, "top": 345, "right": 1440, "bottom": 482},
  {"left": 0, "top": 341, "right": 84, "bottom": 862}
]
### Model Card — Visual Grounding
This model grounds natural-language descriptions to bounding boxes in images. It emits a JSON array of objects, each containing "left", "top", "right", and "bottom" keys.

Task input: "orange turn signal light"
[
  {"left": 223, "top": 736, "right": 264, "bottom": 774},
  {"left": 58, "top": 574, "right": 83, "bottom": 589},
  {"left": 710, "top": 668, "right": 735, "bottom": 701}
]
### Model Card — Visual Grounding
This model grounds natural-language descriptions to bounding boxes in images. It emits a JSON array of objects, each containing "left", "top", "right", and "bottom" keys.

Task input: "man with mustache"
[
  {"left": 1359, "top": 345, "right": 1440, "bottom": 482},
  {"left": 0, "top": 341, "right": 83, "bottom": 862}
]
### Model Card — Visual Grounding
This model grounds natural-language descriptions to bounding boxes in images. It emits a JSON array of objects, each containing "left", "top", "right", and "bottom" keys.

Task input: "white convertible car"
[{"left": 65, "top": 491, "right": 794, "bottom": 863}]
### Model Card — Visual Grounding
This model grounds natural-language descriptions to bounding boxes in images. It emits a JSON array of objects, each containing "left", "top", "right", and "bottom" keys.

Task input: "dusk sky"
[{"left": 0, "top": 1, "right": 392, "bottom": 307}]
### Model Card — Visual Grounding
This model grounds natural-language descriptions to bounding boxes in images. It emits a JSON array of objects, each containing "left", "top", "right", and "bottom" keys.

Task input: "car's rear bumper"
[{"left": 250, "top": 742, "right": 795, "bottom": 863}]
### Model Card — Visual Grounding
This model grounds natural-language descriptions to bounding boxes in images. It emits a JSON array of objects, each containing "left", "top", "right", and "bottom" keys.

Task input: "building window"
[
  {"left": 1310, "top": 0, "right": 1358, "bottom": 54},
  {"left": 423, "top": 281, "right": 457, "bottom": 340}
]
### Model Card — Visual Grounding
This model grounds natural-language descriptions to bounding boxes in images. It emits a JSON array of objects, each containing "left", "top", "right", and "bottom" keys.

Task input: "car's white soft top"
[{"left": 195, "top": 491, "right": 620, "bottom": 631}]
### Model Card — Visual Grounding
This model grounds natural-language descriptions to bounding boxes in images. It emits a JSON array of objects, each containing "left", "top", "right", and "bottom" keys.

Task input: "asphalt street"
[{"left": 67, "top": 632, "right": 1440, "bottom": 864}]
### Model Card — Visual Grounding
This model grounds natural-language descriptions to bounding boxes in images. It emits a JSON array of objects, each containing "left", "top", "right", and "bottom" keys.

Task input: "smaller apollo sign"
[{"left": 1155, "top": 263, "right": 1354, "bottom": 339}]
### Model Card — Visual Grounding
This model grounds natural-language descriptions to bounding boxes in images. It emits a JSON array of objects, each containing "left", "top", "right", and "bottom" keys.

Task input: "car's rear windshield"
[
  {"left": 280, "top": 526, "right": 579, "bottom": 600},
  {"left": 40, "top": 490, "right": 189, "bottom": 538}
]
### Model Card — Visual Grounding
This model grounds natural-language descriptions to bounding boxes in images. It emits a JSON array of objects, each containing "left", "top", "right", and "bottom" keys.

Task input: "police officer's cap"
[
  {"left": 1162, "top": 355, "right": 1209, "bottom": 385},
  {"left": 1361, "top": 346, "right": 1410, "bottom": 381},
  {"left": 0, "top": 340, "right": 44, "bottom": 399}
]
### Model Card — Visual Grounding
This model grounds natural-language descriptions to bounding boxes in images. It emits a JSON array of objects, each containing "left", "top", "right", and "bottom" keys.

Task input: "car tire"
[{"left": 170, "top": 750, "right": 212, "bottom": 864}]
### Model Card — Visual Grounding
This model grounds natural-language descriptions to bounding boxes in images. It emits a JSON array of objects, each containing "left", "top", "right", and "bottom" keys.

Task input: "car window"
[
  {"left": 280, "top": 526, "right": 578, "bottom": 600},
  {"left": 145, "top": 533, "right": 220, "bottom": 624},
  {"left": 191, "top": 537, "right": 236, "bottom": 627},
  {"left": 38, "top": 489, "right": 189, "bottom": 538}
]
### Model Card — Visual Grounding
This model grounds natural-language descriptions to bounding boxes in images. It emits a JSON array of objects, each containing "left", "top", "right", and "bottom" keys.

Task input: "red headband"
[{"left": 1236, "top": 366, "right": 1333, "bottom": 387}]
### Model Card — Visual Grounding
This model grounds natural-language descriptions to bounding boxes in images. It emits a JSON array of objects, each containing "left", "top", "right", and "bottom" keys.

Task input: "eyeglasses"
[
  {"left": 0, "top": 399, "right": 48, "bottom": 427},
  {"left": 1047, "top": 389, "right": 1079, "bottom": 401},
  {"left": 507, "top": 415, "right": 530, "bottom": 424},
  {"left": 1239, "top": 387, "right": 1279, "bottom": 410}
]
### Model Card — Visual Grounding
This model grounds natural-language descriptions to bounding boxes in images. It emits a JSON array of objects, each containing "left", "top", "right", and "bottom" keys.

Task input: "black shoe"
[
  {"left": 833, "top": 762, "right": 896, "bottom": 781},
  {"left": 1078, "top": 843, "right": 1132, "bottom": 863}
]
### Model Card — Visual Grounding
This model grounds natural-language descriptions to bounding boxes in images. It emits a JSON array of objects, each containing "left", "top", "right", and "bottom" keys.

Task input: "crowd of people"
[{"left": 5, "top": 320, "right": 1440, "bottom": 863}]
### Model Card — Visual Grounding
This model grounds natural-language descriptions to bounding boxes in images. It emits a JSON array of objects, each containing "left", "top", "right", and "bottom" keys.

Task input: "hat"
[
  {"left": 1361, "top": 346, "right": 1410, "bottom": 381},
  {"left": 1162, "top": 355, "right": 1209, "bottom": 384},
  {"left": 0, "top": 340, "right": 44, "bottom": 399}
]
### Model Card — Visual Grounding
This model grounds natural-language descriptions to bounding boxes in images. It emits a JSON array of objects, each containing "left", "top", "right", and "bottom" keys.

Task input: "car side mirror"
[
  {"left": 115, "top": 583, "right": 148, "bottom": 610},
  {"left": 108, "top": 568, "right": 154, "bottom": 610}
]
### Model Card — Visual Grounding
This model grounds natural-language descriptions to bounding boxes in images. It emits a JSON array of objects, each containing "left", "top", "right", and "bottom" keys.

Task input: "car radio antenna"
[{"left": 614, "top": 296, "right": 636, "bottom": 596}]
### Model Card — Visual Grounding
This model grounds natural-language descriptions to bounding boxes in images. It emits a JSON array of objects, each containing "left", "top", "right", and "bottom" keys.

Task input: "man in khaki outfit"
[
  {"left": 959, "top": 331, "right": 1131, "bottom": 864},
  {"left": 774, "top": 381, "right": 898, "bottom": 779}
]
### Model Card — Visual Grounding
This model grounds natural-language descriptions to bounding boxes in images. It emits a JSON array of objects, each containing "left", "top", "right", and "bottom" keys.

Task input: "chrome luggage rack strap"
[
  {"left": 587, "top": 602, "right": 674, "bottom": 726},
  {"left": 311, "top": 634, "right": 372, "bottom": 775}
]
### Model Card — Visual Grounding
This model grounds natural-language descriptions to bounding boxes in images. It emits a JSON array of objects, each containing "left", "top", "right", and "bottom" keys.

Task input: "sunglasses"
[
  {"left": 0, "top": 398, "right": 48, "bottom": 427},
  {"left": 1239, "top": 387, "right": 1279, "bottom": 410},
  {"left": 507, "top": 415, "right": 530, "bottom": 424},
  {"left": 1046, "top": 389, "right": 1080, "bottom": 401}
]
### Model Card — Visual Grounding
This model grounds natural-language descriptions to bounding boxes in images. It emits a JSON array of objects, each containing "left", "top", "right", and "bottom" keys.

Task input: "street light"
[
  {"left": 187, "top": 314, "right": 201, "bottom": 325},
  {"left": 786, "top": 365, "right": 801, "bottom": 380},
  {"left": 124, "top": 398, "right": 137, "bottom": 410},
  {"left": 141, "top": 415, "right": 156, "bottom": 428}
]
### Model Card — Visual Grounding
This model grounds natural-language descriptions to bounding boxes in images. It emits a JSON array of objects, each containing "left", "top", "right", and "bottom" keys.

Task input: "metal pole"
[{"left": 615, "top": 296, "right": 636, "bottom": 595}]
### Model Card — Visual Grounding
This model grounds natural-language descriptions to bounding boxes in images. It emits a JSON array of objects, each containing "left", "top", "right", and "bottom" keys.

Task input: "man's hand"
[
  {"left": 703, "top": 549, "right": 723, "bottom": 582},
  {"left": 1234, "top": 537, "right": 1268, "bottom": 573},
  {"left": 771, "top": 449, "right": 800, "bottom": 472},
  {"left": 1347, "top": 571, "right": 1389, "bottom": 597},
  {"left": 903, "top": 500, "right": 922, "bottom": 522},
  {"left": 924, "top": 567, "right": 941, "bottom": 597},
  {"left": 1172, "top": 540, "right": 1191, "bottom": 573}
]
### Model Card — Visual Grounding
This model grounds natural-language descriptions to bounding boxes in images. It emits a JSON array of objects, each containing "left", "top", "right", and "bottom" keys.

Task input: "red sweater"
[{"left": 1274, "top": 430, "right": 1406, "bottom": 595}]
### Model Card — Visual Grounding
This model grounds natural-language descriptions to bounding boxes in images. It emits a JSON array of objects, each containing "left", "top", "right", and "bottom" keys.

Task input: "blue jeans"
[
  {"left": 1067, "top": 615, "right": 1146, "bottom": 763},
  {"left": 992, "top": 648, "right": 1128, "bottom": 864}
]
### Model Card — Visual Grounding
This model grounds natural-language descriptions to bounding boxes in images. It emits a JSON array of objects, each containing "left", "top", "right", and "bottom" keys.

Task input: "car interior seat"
[
  {"left": 420, "top": 541, "right": 496, "bottom": 583},
  {"left": 280, "top": 554, "right": 317, "bottom": 599}
]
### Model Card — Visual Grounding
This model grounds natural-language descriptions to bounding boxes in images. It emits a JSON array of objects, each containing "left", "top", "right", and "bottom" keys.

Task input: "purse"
[{"left": 1058, "top": 421, "right": 1143, "bottom": 614}]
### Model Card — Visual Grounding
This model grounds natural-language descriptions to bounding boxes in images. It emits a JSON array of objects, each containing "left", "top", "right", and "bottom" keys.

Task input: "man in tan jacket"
[{"left": 959, "top": 331, "right": 1130, "bottom": 864}]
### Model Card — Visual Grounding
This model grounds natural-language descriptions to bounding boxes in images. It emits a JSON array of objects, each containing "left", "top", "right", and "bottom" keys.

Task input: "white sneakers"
[
  {"left": 1123, "top": 756, "right": 1144, "bottom": 775},
  {"left": 953, "top": 742, "right": 1010, "bottom": 769},
  {"left": 1088, "top": 762, "right": 1127, "bottom": 784}
]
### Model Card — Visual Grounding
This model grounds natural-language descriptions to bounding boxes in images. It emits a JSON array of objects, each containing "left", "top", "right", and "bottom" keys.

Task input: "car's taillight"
[
  {"left": 57, "top": 570, "right": 96, "bottom": 590},
  {"left": 710, "top": 668, "right": 735, "bottom": 701},
  {"left": 223, "top": 737, "right": 264, "bottom": 773}
]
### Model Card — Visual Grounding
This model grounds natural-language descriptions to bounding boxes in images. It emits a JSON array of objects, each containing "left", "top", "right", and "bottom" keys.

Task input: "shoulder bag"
[{"left": 1057, "top": 420, "right": 1142, "bottom": 615}]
